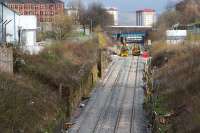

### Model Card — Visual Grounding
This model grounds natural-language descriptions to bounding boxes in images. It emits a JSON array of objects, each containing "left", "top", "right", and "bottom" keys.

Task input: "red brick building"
[{"left": 3, "top": 0, "right": 64, "bottom": 30}]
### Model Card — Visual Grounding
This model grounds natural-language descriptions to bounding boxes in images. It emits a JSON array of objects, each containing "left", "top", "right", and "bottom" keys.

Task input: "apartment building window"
[
  {"left": 40, "top": 18, "right": 44, "bottom": 22},
  {"left": 35, "top": 5, "right": 39, "bottom": 10},
  {"left": 45, "top": 4, "right": 49, "bottom": 9},
  {"left": 31, "top": 5, "right": 34, "bottom": 10},
  {"left": 41, "top": 5, "right": 45, "bottom": 9},
  {"left": 24, "top": 5, "right": 27, "bottom": 9},
  {"left": 50, "top": 11, "right": 54, "bottom": 16},
  {"left": 50, "top": 5, "right": 54, "bottom": 9}
]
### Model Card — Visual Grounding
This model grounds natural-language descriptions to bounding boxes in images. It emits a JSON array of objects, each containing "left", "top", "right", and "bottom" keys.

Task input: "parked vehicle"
[
  {"left": 120, "top": 46, "right": 129, "bottom": 57},
  {"left": 132, "top": 44, "right": 141, "bottom": 56}
]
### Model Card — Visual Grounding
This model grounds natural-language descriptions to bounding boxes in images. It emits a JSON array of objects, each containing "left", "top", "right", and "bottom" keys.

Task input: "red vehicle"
[{"left": 142, "top": 51, "right": 149, "bottom": 58}]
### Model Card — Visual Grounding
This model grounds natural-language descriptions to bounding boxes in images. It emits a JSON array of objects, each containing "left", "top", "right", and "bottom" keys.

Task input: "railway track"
[
  {"left": 92, "top": 58, "right": 130, "bottom": 133},
  {"left": 130, "top": 56, "right": 140, "bottom": 133},
  {"left": 69, "top": 58, "right": 125, "bottom": 133},
  {"left": 111, "top": 56, "right": 140, "bottom": 133},
  {"left": 113, "top": 56, "right": 134, "bottom": 133},
  {"left": 69, "top": 56, "right": 145, "bottom": 133}
]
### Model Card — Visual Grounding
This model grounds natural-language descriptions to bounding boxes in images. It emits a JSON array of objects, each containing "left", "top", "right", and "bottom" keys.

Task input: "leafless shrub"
[
  {"left": 153, "top": 43, "right": 200, "bottom": 132},
  {"left": 1, "top": 39, "right": 100, "bottom": 132}
]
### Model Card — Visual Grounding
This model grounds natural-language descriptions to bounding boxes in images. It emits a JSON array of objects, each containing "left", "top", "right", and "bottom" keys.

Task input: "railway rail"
[{"left": 69, "top": 56, "right": 146, "bottom": 133}]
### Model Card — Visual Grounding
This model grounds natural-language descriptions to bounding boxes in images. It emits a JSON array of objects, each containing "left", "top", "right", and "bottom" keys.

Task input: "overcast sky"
[{"left": 65, "top": 0, "right": 181, "bottom": 25}]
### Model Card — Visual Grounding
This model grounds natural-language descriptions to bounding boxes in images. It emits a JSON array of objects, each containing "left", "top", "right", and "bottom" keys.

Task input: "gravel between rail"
[{"left": 69, "top": 56, "right": 147, "bottom": 133}]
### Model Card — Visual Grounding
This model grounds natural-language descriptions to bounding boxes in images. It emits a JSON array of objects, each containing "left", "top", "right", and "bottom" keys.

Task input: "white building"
[
  {"left": 106, "top": 7, "right": 119, "bottom": 26},
  {"left": 0, "top": 2, "right": 41, "bottom": 54},
  {"left": 166, "top": 30, "right": 187, "bottom": 44},
  {"left": 65, "top": 7, "right": 79, "bottom": 24},
  {"left": 65, "top": 7, "right": 79, "bottom": 17},
  {"left": 19, "top": 15, "right": 41, "bottom": 54},
  {"left": 136, "top": 9, "right": 156, "bottom": 27}
]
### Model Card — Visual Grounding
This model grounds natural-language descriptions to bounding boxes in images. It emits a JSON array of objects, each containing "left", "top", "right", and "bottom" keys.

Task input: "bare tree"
[
  {"left": 52, "top": 15, "right": 73, "bottom": 40},
  {"left": 78, "top": 2, "right": 114, "bottom": 33},
  {"left": 176, "top": 0, "right": 200, "bottom": 24},
  {"left": 78, "top": 3, "right": 88, "bottom": 34},
  {"left": 87, "top": 3, "right": 114, "bottom": 30}
]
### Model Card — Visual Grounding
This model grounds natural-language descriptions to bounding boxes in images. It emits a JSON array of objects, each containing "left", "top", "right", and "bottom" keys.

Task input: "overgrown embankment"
[
  {"left": 0, "top": 34, "right": 111, "bottom": 132},
  {"left": 144, "top": 43, "right": 200, "bottom": 133}
]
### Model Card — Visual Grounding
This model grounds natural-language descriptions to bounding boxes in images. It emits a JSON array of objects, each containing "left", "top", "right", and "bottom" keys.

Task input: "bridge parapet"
[{"left": 106, "top": 25, "right": 152, "bottom": 44}]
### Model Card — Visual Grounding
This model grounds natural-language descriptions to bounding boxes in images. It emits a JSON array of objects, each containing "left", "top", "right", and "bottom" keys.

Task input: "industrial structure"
[
  {"left": 0, "top": 2, "right": 41, "bottom": 54},
  {"left": 0, "top": 2, "right": 19, "bottom": 44},
  {"left": 136, "top": 9, "right": 156, "bottom": 27}
]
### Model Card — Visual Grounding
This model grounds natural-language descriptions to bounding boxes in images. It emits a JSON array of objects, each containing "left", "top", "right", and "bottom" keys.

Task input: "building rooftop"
[
  {"left": 136, "top": 9, "right": 155, "bottom": 12},
  {"left": 106, "top": 7, "right": 118, "bottom": 11},
  {"left": 0, "top": 0, "right": 64, "bottom": 4},
  {"left": 108, "top": 25, "right": 152, "bottom": 28}
]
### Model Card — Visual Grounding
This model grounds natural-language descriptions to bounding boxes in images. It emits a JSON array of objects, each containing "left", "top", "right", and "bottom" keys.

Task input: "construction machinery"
[
  {"left": 120, "top": 45, "right": 129, "bottom": 57},
  {"left": 132, "top": 44, "right": 141, "bottom": 56}
]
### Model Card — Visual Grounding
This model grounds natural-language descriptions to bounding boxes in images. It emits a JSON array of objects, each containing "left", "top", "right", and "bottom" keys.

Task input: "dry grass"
[
  {"left": 0, "top": 73, "right": 59, "bottom": 133},
  {"left": 0, "top": 38, "right": 101, "bottom": 132},
  {"left": 152, "top": 43, "right": 200, "bottom": 133}
]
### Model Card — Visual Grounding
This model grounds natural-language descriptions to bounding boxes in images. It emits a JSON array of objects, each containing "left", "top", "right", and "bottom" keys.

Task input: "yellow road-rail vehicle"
[
  {"left": 132, "top": 44, "right": 141, "bottom": 56},
  {"left": 120, "top": 46, "right": 129, "bottom": 57}
]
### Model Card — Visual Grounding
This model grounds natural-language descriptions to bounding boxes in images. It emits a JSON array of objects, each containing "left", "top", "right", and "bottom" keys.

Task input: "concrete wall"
[{"left": 0, "top": 46, "right": 13, "bottom": 73}]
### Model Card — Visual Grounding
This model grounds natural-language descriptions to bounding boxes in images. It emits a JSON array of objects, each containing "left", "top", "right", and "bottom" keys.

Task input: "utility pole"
[
  {"left": 18, "top": 26, "right": 22, "bottom": 45},
  {"left": 2, "top": 20, "right": 7, "bottom": 42},
  {"left": 4, "top": 19, "right": 12, "bottom": 43},
  {"left": 90, "top": 19, "right": 93, "bottom": 33},
  {"left": 0, "top": 19, "right": 3, "bottom": 42},
  {"left": 77, "top": 0, "right": 80, "bottom": 24}
]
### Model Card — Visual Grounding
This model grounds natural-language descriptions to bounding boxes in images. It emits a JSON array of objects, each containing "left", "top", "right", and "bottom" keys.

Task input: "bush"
[
  {"left": 0, "top": 73, "right": 59, "bottom": 132},
  {"left": 1, "top": 39, "right": 100, "bottom": 132},
  {"left": 152, "top": 43, "right": 200, "bottom": 133}
]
